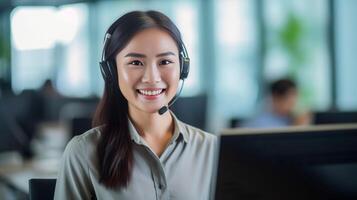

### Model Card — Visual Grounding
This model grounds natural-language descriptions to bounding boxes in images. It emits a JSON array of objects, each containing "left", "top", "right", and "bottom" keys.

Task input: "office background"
[
  {"left": 1, "top": 0, "right": 357, "bottom": 199},
  {"left": 0, "top": 0, "right": 357, "bottom": 132}
]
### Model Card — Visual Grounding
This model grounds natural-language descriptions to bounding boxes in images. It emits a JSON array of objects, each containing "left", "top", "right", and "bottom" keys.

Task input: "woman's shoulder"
[
  {"left": 72, "top": 126, "right": 102, "bottom": 146},
  {"left": 178, "top": 121, "right": 217, "bottom": 144},
  {"left": 62, "top": 127, "right": 102, "bottom": 159}
]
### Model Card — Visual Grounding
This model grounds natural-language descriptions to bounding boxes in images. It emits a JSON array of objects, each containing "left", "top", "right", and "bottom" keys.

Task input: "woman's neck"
[
  {"left": 128, "top": 107, "right": 174, "bottom": 139},
  {"left": 128, "top": 107, "right": 175, "bottom": 157}
]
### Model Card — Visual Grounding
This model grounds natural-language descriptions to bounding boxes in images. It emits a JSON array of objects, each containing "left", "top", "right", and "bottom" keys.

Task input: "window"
[
  {"left": 335, "top": 0, "right": 357, "bottom": 110},
  {"left": 263, "top": 0, "right": 331, "bottom": 111},
  {"left": 11, "top": 4, "right": 91, "bottom": 96},
  {"left": 210, "top": 0, "right": 259, "bottom": 130}
]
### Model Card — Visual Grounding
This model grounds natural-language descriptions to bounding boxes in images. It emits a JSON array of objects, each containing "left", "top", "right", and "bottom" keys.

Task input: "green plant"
[
  {"left": 0, "top": 25, "right": 10, "bottom": 77},
  {"left": 277, "top": 12, "right": 313, "bottom": 109},
  {"left": 278, "top": 13, "right": 306, "bottom": 77}
]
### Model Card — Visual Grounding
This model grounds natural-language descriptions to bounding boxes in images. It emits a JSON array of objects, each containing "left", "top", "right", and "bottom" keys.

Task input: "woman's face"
[{"left": 115, "top": 28, "right": 180, "bottom": 114}]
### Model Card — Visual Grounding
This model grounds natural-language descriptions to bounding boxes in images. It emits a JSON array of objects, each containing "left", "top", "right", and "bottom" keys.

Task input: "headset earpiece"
[
  {"left": 100, "top": 59, "right": 117, "bottom": 86},
  {"left": 99, "top": 33, "right": 117, "bottom": 85},
  {"left": 179, "top": 44, "right": 190, "bottom": 80},
  {"left": 99, "top": 61, "right": 110, "bottom": 82}
]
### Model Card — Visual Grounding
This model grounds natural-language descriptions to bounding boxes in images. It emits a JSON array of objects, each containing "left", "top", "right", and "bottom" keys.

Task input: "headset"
[{"left": 99, "top": 28, "right": 190, "bottom": 115}]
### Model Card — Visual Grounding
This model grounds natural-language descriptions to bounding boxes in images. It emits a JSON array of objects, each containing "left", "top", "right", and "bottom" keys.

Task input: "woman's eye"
[
  {"left": 129, "top": 60, "right": 143, "bottom": 66},
  {"left": 160, "top": 60, "right": 173, "bottom": 65}
]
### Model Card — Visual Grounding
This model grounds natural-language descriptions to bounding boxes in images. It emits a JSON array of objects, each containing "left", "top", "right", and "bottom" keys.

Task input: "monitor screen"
[
  {"left": 314, "top": 111, "right": 357, "bottom": 124},
  {"left": 214, "top": 124, "right": 357, "bottom": 200}
]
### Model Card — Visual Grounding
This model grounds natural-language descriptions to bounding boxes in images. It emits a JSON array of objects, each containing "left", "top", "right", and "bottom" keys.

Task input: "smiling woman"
[{"left": 54, "top": 10, "right": 217, "bottom": 200}]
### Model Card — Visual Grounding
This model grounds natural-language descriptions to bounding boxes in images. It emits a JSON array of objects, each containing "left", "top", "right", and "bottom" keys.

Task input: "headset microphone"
[
  {"left": 158, "top": 106, "right": 168, "bottom": 115},
  {"left": 158, "top": 80, "right": 185, "bottom": 115}
]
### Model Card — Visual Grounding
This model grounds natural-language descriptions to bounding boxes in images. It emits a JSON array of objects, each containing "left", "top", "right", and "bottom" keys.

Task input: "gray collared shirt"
[{"left": 54, "top": 113, "right": 217, "bottom": 200}]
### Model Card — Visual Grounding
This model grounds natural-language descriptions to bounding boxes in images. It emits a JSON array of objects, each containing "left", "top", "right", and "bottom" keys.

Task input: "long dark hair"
[{"left": 93, "top": 10, "right": 184, "bottom": 188}]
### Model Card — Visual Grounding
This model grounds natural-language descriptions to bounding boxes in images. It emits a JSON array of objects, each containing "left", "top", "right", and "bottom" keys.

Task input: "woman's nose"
[{"left": 142, "top": 63, "right": 161, "bottom": 83}]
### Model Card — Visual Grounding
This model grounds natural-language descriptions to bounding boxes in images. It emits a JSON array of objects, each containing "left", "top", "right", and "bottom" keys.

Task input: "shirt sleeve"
[{"left": 54, "top": 136, "right": 93, "bottom": 200}]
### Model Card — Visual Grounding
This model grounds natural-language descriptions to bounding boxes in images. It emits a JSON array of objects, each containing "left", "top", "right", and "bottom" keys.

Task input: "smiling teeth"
[{"left": 139, "top": 89, "right": 163, "bottom": 96}]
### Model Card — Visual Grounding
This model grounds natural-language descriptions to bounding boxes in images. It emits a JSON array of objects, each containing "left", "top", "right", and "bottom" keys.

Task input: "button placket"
[
  {"left": 144, "top": 145, "right": 168, "bottom": 199},
  {"left": 158, "top": 183, "right": 164, "bottom": 190}
]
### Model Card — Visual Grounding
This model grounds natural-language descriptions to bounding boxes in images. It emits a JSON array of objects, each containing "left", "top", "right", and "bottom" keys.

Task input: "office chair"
[
  {"left": 29, "top": 178, "right": 56, "bottom": 200},
  {"left": 170, "top": 94, "right": 207, "bottom": 130}
]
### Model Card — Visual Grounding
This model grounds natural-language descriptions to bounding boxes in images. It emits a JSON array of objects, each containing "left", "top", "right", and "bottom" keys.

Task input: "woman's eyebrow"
[
  {"left": 156, "top": 51, "right": 176, "bottom": 57},
  {"left": 124, "top": 51, "right": 176, "bottom": 58},
  {"left": 125, "top": 53, "right": 146, "bottom": 58}
]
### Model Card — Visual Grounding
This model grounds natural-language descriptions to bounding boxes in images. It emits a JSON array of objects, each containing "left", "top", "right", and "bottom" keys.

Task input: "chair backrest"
[
  {"left": 170, "top": 94, "right": 207, "bottom": 130},
  {"left": 29, "top": 178, "right": 56, "bottom": 200}
]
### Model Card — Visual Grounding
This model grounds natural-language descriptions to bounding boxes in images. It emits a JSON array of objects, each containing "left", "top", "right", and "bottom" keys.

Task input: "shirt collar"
[
  {"left": 128, "top": 111, "right": 189, "bottom": 145},
  {"left": 170, "top": 111, "right": 189, "bottom": 143},
  {"left": 128, "top": 119, "right": 142, "bottom": 144}
]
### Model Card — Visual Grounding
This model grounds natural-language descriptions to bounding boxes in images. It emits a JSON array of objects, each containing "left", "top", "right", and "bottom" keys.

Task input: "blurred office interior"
[{"left": 1, "top": 0, "right": 357, "bottom": 199}]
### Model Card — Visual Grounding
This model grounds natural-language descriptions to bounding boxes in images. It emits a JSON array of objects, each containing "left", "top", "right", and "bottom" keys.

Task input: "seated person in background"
[
  {"left": 242, "top": 78, "right": 311, "bottom": 128},
  {"left": 39, "top": 79, "right": 61, "bottom": 98}
]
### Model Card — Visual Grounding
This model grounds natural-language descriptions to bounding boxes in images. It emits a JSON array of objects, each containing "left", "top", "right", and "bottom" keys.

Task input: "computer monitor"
[
  {"left": 214, "top": 124, "right": 357, "bottom": 200},
  {"left": 314, "top": 111, "right": 357, "bottom": 124}
]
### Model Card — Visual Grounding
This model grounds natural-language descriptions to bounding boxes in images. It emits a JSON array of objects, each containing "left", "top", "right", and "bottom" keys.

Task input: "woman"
[{"left": 54, "top": 10, "right": 216, "bottom": 200}]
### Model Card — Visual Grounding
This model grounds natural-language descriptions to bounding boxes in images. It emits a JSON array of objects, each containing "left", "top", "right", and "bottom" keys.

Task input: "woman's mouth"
[{"left": 137, "top": 88, "right": 166, "bottom": 99}]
